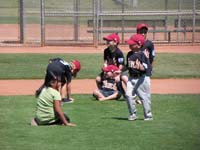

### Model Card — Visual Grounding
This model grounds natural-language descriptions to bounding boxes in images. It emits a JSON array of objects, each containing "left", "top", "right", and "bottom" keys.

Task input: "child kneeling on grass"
[{"left": 31, "top": 71, "right": 76, "bottom": 127}]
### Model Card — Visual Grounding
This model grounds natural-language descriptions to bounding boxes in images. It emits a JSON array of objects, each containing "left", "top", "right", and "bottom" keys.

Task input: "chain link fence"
[{"left": 0, "top": 0, "right": 200, "bottom": 46}]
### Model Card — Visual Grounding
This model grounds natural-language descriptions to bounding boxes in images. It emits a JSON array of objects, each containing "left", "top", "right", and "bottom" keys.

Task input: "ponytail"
[
  {"left": 35, "top": 71, "right": 60, "bottom": 97},
  {"left": 35, "top": 84, "right": 45, "bottom": 97}
]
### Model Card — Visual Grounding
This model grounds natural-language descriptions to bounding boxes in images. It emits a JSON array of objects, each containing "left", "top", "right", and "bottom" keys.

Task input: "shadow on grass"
[{"left": 112, "top": 117, "right": 144, "bottom": 121}]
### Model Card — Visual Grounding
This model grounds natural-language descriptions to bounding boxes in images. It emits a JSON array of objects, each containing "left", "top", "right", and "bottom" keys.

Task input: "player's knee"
[
  {"left": 121, "top": 75, "right": 128, "bottom": 83},
  {"left": 115, "top": 76, "right": 121, "bottom": 82},
  {"left": 115, "top": 91, "right": 122, "bottom": 100},
  {"left": 96, "top": 76, "right": 101, "bottom": 82}
]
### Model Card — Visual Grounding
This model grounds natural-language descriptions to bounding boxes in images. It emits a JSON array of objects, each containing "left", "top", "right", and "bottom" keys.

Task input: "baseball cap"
[
  {"left": 136, "top": 23, "right": 148, "bottom": 31},
  {"left": 72, "top": 60, "right": 81, "bottom": 77},
  {"left": 103, "top": 65, "right": 120, "bottom": 73},
  {"left": 103, "top": 33, "right": 120, "bottom": 44},
  {"left": 125, "top": 34, "right": 145, "bottom": 46}
]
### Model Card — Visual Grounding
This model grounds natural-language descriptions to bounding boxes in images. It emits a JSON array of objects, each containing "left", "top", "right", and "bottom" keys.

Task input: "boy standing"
[
  {"left": 125, "top": 34, "right": 153, "bottom": 121},
  {"left": 136, "top": 23, "right": 155, "bottom": 67}
]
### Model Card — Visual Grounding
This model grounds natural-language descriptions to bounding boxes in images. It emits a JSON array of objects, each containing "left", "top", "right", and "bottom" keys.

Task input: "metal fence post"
[
  {"left": 165, "top": 0, "right": 168, "bottom": 41},
  {"left": 192, "top": 0, "right": 196, "bottom": 43},
  {"left": 96, "top": 0, "right": 100, "bottom": 47},
  {"left": 177, "top": 0, "right": 182, "bottom": 42},
  {"left": 93, "top": 0, "right": 97, "bottom": 47},
  {"left": 19, "top": 0, "right": 25, "bottom": 44},
  {"left": 74, "top": 0, "right": 79, "bottom": 41},
  {"left": 93, "top": 0, "right": 99, "bottom": 47},
  {"left": 99, "top": 0, "right": 103, "bottom": 44},
  {"left": 40, "top": 0, "right": 45, "bottom": 46},
  {"left": 121, "top": 0, "right": 125, "bottom": 44}
]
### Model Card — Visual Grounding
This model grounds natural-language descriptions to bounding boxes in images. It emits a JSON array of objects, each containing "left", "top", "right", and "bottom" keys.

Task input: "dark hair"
[
  {"left": 35, "top": 71, "right": 61, "bottom": 97},
  {"left": 138, "top": 28, "right": 148, "bottom": 34}
]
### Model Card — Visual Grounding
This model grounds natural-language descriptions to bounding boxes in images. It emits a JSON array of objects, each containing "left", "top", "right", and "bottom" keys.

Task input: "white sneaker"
[
  {"left": 144, "top": 117, "right": 153, "bottom": 121},
  {"left": 135, "top": 99, "right": 142, "bottom": 105},
  {"left": 128, "top": 115, "right": 138, "bottom": 121}
]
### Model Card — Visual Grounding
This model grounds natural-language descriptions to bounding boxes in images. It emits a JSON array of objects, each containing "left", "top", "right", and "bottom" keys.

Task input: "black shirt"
[
  {"left": 141, "top": 39, "right": 155, "bottom": 65},
  {"left": 127, "top": 50, "right": 152, "bottom": 76},
  {"left": 104, "top": 47, "right": 125, "bottom": 67},
  {"left": 46, "top": 58, "right": 72, "bottom": 84}
]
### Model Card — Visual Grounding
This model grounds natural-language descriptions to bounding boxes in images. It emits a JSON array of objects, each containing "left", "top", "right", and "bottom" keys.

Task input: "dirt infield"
[
  {"left": 0, "top": 45, "right": 200, "bottom": 54},
  {"left": 0, "top": 44, "right": 199, "bottom": 96},
  {"left": 0, "top": 79, "right": 200, "bottom": 96}
]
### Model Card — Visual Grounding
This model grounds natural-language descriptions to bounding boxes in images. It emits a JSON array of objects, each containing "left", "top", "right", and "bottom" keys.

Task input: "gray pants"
[{"left": 125, "top": 75, "right": 152, "bottom": 118}]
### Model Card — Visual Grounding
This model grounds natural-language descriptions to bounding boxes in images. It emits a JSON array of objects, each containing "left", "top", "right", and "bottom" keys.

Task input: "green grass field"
[
  {"left": 0, "top": 53, "right": 200, "bottom": 79},
  {"left": 0, "top": 1, "right": 199, "bottom": 150},
  {"left": 0, "top": 94, "right": 199, "bottom": 150}
]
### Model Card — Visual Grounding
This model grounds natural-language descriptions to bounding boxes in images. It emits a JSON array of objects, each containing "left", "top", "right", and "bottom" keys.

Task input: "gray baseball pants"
[{"left": 125, "top": 75, "right": 152, "bottom": 118}]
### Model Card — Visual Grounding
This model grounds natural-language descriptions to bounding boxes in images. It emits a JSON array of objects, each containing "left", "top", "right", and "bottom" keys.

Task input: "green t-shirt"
[{"left": 35, "top": 87, "right": 61, "bottom": 125}]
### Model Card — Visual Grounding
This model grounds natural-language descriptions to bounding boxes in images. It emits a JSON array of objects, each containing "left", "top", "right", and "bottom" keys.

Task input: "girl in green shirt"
[{"left": 31, "top": 71, "right": 76, "bottom": 127}]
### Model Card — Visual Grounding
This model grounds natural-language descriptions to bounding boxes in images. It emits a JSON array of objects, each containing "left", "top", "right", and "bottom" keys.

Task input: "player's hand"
[
  {"left": 66, "top": 123, "right": 76, "bottom": 127},
  {"left": 143, "top": 49, "right": 149, "bottom": 58},
  {"left": 135, "top": 59, "right": 141, "bottom": 69}
]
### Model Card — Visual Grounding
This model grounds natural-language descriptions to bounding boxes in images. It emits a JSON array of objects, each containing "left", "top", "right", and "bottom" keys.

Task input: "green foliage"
[
  {"left": 0, "top": 53, "right": 200, "bottom": 79},
  {"left": 0, "top": 94, "right": 200, "bottom": 150}
]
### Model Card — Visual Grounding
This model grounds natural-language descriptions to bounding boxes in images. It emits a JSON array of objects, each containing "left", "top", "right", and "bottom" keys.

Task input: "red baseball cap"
[
  {"left": 103, "top": 65, "right": 120, "bottom": 73},
  {"left": 103, "top": 33, "right": 120, "bottom": 44},
  {"left": 72, "top": 60, "right": 81, "bottom": 77},
  {"left": 136, "top": 23, "right": 148, "bottom": 31},
  {"left": 125, "top": 34, "right": 145, "bottom": 46}
]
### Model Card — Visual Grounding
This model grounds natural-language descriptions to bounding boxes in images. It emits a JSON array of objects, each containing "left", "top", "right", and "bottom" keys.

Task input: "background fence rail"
[{"left": 0, "top": 0, "right": 199, "bottom": 46}]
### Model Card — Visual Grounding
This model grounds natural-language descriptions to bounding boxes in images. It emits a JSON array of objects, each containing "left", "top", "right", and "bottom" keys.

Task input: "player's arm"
[
  {"left": 118, "top": 64, "right": 124, "bottom": 71},
  {"left": 66, "top": 82, "right": 73, "bottom": 100},
  {"left": 54, "top": 100, "right": 76, "bottom": 126},
  {"left": 104, "top": 60, "right": 108, "bottom": 67},
  {"left": 148, "top": 41, "right": 155, "bottom": 66},
  {"left": 134, "top": 59, "right": 145, "bottom": 71},
  {"left": 137, "top": 53, "right": 149, "bottom": 71},
  {"left": 129, "top": 54, "right": 146, "bottom": 71},
  {"left": 64, "top": 73, "right": 74, "bottom": 101},
  {"left": 103, "top": 49, "right": 108, "bottom": 67}
]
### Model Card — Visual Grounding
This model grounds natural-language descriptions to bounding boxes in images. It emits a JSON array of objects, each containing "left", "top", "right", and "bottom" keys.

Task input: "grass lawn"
[
  {"left": 0, "top": 53, "right": 200, "bottom": 79},
  {"left": 0, "top": 94, "right": 199, "bottom": 150}
]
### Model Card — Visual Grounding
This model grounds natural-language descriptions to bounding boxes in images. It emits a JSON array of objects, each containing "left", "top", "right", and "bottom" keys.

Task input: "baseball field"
[{"left": 0, "top": 45, "right": 200, "bottom": 150}]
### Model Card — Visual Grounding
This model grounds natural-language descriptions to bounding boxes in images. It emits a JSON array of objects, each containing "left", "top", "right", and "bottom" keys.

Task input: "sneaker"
[
  {"left": 135, "top": 99, "right": 142, "bottom": 105},
  {"left": 128, "top": 115, "right": 138, "bottom": 121},
  {"left": 144, "top": 117, "right": 153, "bottom": 121},
  {"left": 62, "top": 98, "right": 73, "bottom": 103},
  {"left": 92, "top": 94, "right": 98, "bottom": 100}
]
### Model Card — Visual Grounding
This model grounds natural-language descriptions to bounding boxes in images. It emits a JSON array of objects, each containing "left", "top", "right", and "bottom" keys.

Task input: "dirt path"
[
  {"left": 0, "top": 45, "right": 199, "bottom": 95},
  {"left": 0, "top": 79, "right": 200, "bottom": 96},
  {"left": 0, "top": 45, "right": 199, "bottom": 54}
]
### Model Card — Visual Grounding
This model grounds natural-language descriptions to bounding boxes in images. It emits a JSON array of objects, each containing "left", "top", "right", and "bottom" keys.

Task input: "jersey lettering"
[
  {"left": 128, "top": 60, "right": 136, "bottom": 68},
  {"left": 102, "top": 80, "right": 117, "bottom": 90}
]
